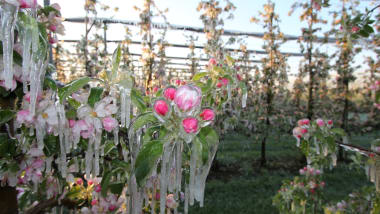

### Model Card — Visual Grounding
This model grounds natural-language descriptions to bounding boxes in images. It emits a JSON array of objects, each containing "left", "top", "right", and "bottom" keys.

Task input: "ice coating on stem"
[
  {"left": 0, "top": 4, "right": 18, "bottom": 90},
  {"left": 189, "top": 142, "right": 197, "bottom": 206}
]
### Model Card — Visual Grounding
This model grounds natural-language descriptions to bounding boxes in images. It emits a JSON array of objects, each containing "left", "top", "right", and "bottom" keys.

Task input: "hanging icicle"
[
  {"left": 0, "top": 3, "right": 18, "bottom": 90},
  {"left": 242, "top": 91, "right": 247, "bottom": 108}
]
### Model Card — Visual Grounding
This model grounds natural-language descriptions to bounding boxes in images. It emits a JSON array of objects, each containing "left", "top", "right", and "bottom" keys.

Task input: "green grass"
[{"left": 187, "top": 132, "right": 377, "bottom": 214}]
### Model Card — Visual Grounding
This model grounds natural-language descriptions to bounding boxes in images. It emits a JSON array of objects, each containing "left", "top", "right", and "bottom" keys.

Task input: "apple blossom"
[
  {"left": 102, "top": 117, "right": 118, "bottom": 132},
  {"left": 182, "top": 117, "right": 199, "bottom": 133},
  {"left": 174, "top": 85, "right": 202, "bottom": 112},
  {"left": 166, "top": 194, "right": 178, "bottom": 209},
  {"left": 16, "top": 110, "right": 34, "bottom": 124},
  {"left": 94, "top": 184, "right": 101, "bottom": 193}
]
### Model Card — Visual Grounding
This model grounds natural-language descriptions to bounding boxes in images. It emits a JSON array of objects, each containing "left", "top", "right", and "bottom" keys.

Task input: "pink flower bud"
[
  {"left": 351, "top": 26, "right": 360, "bottom": 33},
  {"left": 155, "top": 192, "right": 160, "bottom": 200},
  {"left": 153, "top": 86, "right": 159, "bottom": 93},
  {"left": 88, "top": 180, "right": 94, "bottom": 185},
  {"left": 316, "top": 119, "right": 325, "bottom": 127},
  {"left": 208, "top": 58, "right": 217, "bottom": 66},
  {"left": 221, "top": 78, "right": 229, "bottom": 86},
  {"left": 301, "top": 128, "right": 308, "bottom": 134},
  {"left": 49, "top": 25, "right": 57, "bottom": 32},
  {"left": 102, "top": 117, "right": 118, "bottom": 132},
  {"left": 175, "top": 79, "right": 181, "bottom": 86},
  {"left": 237, "top": 74, "right": 242, "bottom": 81},
  {"left": 174, "top": 85, "right": 202, "bottom": 112},
  {"left": 164, "top": 87, "right": 177, "bottom": 101},
  {"left": 69, "top": 120, "right": 76, "bottom": 128},
  {"left": 199, "top": 109, "right": 215, "bottom": 121},
  {"left": 216, "top": 82, "right": 223, "bottom": 88},
  {"left": 108, "top": 205, "right": 117, "bottom": 211},
  {"left": 154, "top": 100, "right": 169, "bottom": 116},
  {"left": 299, "top": 169, "right": 305, "bottom": 175},
  {"left": 327, "top": 120, "right": 333, "bottom": 125},
  {"left": 76, "top": 178, "right": 83, "bottom": 185},
  {"left": 297, "top": 119, "right": 310, "bottom": 126},
  {"left": 94, "top": 184, "right": 101, "bottom": 193},
  {"left": 91, "top": 199, "right": 98, "bottom": 206},
  {"left": 182, "top": 117, "right": 199, "bottom": 134}
]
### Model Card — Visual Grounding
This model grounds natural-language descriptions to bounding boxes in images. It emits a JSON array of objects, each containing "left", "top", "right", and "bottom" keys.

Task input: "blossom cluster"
[
  {"left": 153, "top": 84, "right": 215, "bottom": 142},
  {"left": 292, "top": 118, "right": 333, "bottom": 144}
]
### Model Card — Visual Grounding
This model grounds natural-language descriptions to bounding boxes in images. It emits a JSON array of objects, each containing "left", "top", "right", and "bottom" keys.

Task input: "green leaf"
[
  {"left": 65, "top": 108, "right": 77, "bottom": 120},
  {"left": 130, "top": 112, "right": 158, "bottom": 132},
  {"left": 67, "top": 97, "right": 81, "bottom": 109},
  {"left": 0, "top": 110, "right": 15, "bottom": 126},
  {"left": 109, "top": 182, "right": 124, "bottom": 195},
  {"left": 100, "top": 170, "right": 113, "bottom": 197},
  {"left": 88, "top": 87, "right": 104, "bottom": 108},
  {"left": 43, "top": 76, "right": 57, "bottom": 91},
  {"left": 331, "top": 128, "right": 346, "bottom": 136},
  {"left": 358, "top": 29, "right": 369, "bottom": 38},
  {"left": 58, "top": 77, "right": 91, "bottom": 103},
  {"left": 104, "top": 140, "right": 115, "bottom": 156},
  {"left": 0, "top": 134, "right": 17, "bottom": 158},
  {"left": 363, "top": 25, "right": 374, "bottom": 34},
  {"left": 131, "top": 89, "right": 147, "bottom": 112},
  {"left": 135, "top": 140, "right": 164, "bottom": 187},
  {"left": 192, "top": 72, "right": 209, "bottom": 81}
]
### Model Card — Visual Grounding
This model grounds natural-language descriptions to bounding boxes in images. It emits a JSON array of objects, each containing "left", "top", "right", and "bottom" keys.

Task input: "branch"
[{"left": 25, "top": 198, "right": 78, "bottom": 214}]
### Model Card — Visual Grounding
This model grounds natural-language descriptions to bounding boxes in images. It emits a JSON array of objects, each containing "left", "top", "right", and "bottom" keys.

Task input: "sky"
[{"left": 39, "top": 0, "right": 378, "bottom": 85}]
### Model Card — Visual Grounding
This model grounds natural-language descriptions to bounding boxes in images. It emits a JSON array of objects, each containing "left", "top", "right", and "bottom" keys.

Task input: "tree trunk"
[{"left": 0, "top": 186, "right": 18, "bottom": 214}]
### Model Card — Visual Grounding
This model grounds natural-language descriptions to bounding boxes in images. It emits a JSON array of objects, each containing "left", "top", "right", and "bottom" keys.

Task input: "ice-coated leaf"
[
  {"left": 196, "top": 127, "right": 219, "bottom": 164},
  {"left": 88, "top": 87, "right": 104, "bottom": 108},
  {"left": 134, "top": 140, "right": 164, "bottom": 187},
  {"left": 130, "top": 112, "right": 157, "bottom": 132},
  {"left": 192, "top": 72, "right": 209, "bottom": 81},
  {"left": 0, "top": 109, "right": 15, "bottom": 125},
  {"left": 131, "top": 88, "right": 147, "bottom": 112},
  {"left": 58, "top": 77, "right": 91, "bottom": 103},
  {"left": 43, "top": 76, "right": 57, "bottom": 91},
  {"left": 108, "top": 45, "right": 122, "bottom": 82}
]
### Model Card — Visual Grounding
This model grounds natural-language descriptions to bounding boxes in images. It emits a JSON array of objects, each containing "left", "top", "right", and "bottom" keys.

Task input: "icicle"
[
  {"left": 114, "top": 126, "right": 119, "bottom": 145},
  {"left": 29, "top": 60, "right": 47, "bottom": 116},
  {"left": 85, "top": 138, "right": 93, "bottom": 179},
  {"left": 242, "top": 91, "right": 247, "bottom": 108},
  {"left": 21, "top": 30, "right": 32, "bottom": 93},
  {"left": 36, "top": 123, "right": 45, "bottom": 150},
  {"left": 160, "top": 143, "right": 172, "bottom": 214},
  {"left": 45, "top": 157, "right": 53, "bottom": 175},
  {"left": 331, "top": 153, "right": 337, "bottom": 167},
  {"left": 189, "top": 143, "right": 197, "bottom": 206},
  {"left": 125, "top": 88, "right": 131, "bottom": 127},
  {"left": 184, "top": 186, "right": 189, "bottom": 214},
  {"left": 120, "top": 88, "right": 126, "bottom": 127},
  {"left": 0, "top": 3, "right": 18, "bottom": 90},
  {"left": 120, "top": 87, "right": 131, "bottom": 128},
  {"left": 227, "top": 84, "right": 231, "bottom": 101},
  {"left": 94, "top": 131, "right": 102, "bottom": 176},
  {"left": 175, "top": 142, "right": 182, "bottom": 193}
]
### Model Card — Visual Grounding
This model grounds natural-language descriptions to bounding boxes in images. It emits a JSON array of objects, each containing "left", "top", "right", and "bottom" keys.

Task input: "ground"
[{"left": 187, "top": 131, "right": 379, "bottom": 214}]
